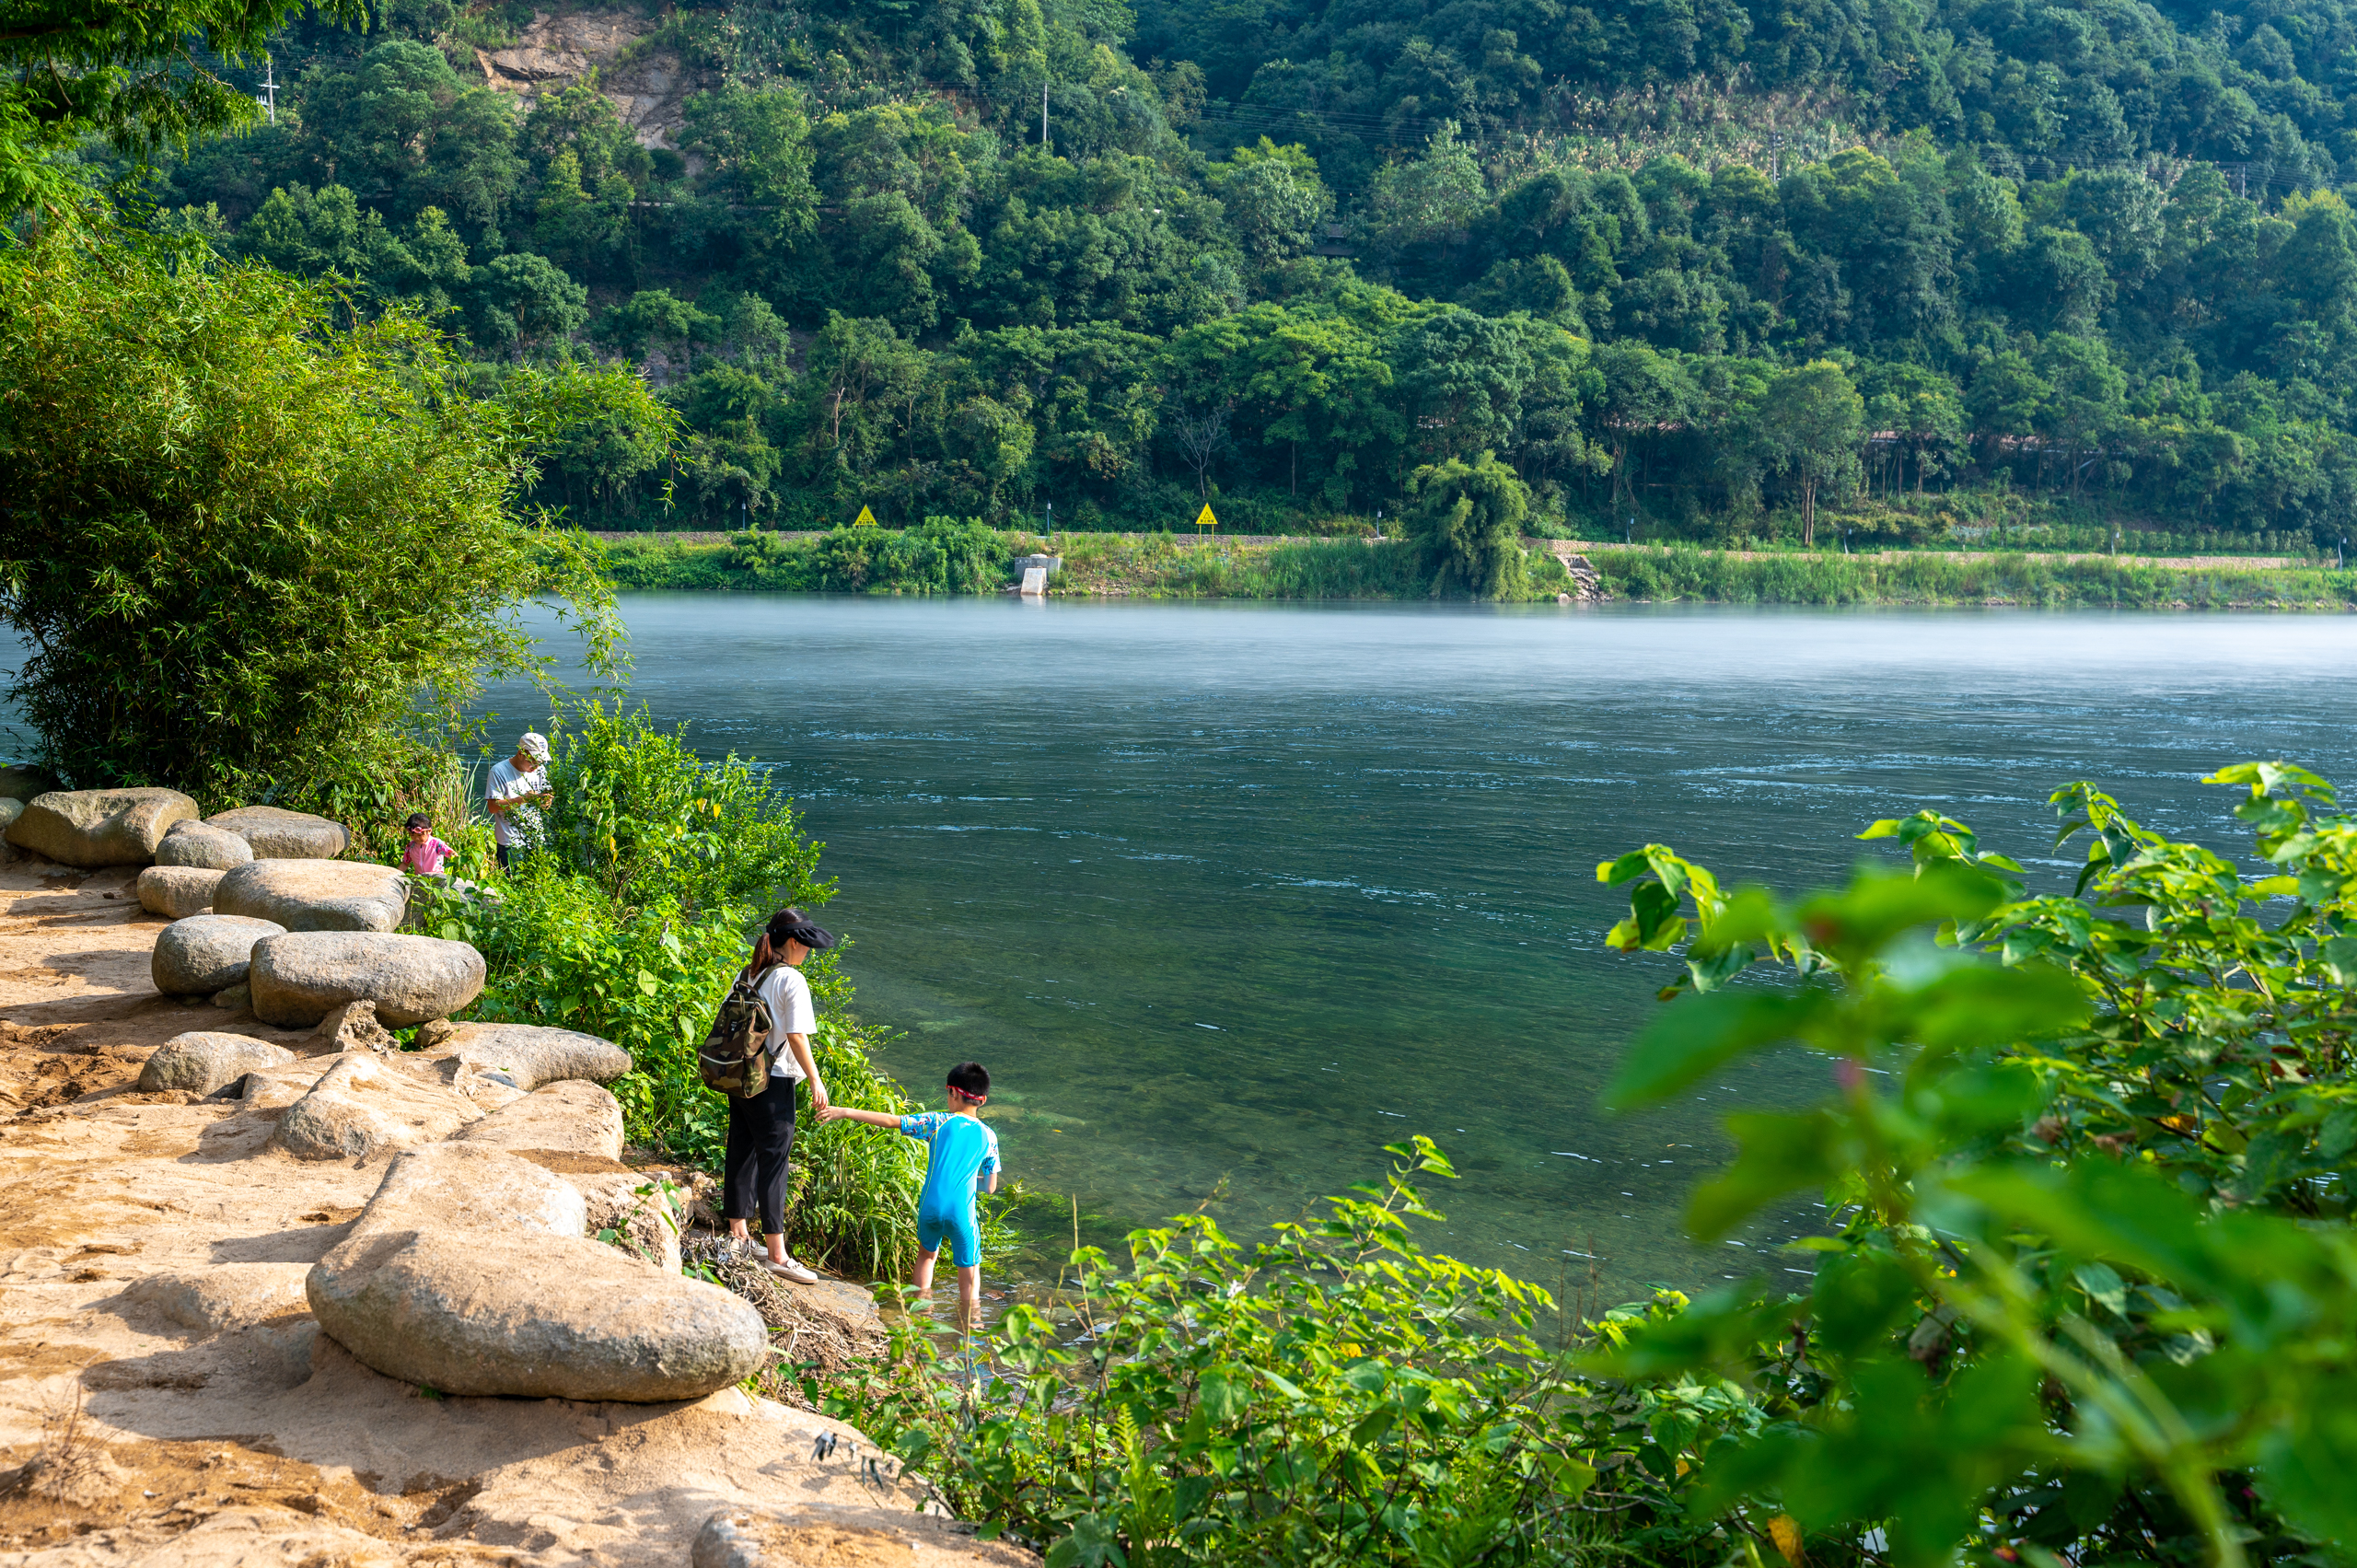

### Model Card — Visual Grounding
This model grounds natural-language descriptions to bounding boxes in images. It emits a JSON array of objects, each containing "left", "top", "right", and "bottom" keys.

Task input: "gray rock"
[
  {"left": 312, "top": 998, "right": 396, "bottom": 1053},
  {"left": 137, "top": 1031, "right": 295, "bottom": 1096},
  {"left": 271, "top": 1051, "right": 484, "bottom": 1160},
  {"left": 308, "top": 1142, "right": 766, "bottom": 1401},
  {"left": 413, "top": 1022, "right": 633, "bottom": 1091},
  {"left": 204, "top": 805, "right": 349, "bottom": 860},
  {"left": 211, "top": 981, "right": 251, "bottom": 1012},
  {"left": 157, "top": 819, "right": 254, "bottom": 870},
  {"left": 248, "top": 931, "right": 483, "bottom": 1028},
  {"left": 349, "top": 1140, "right": 588, "bottom": 1238},
  {"left": 123, "top": 1263, "right": 312, "bottom": 1334},
  {"left": 5, "top": 787, "right": 199, "bottom": 868},
  {"left": 151, "top": 913, "right": 285, "bottom": 997},
  {"left": 213, "top": 860, "right": 407, "bottom": 933},
  {"left": 135, "top": 865, "right": 224, "bottom": 920},
  {"left": 459, "top": 1080, "right": 625, "bottom": 1165},
  {"left": 0, "top": 799, "right": 19, "bottom": 860}
]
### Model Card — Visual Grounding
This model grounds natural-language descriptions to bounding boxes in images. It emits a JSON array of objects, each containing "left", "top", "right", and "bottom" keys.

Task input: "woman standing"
[{"left": 723, "top": 907, "right": 834, "bottom": 1283}]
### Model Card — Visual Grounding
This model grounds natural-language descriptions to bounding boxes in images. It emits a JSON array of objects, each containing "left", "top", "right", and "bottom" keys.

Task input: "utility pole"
[
  {"left": 1042, "top": 84, "right": 1049, "bottom": 151},
  {"left": 258, "top": 55, "right": 277, "bottom": 125}
]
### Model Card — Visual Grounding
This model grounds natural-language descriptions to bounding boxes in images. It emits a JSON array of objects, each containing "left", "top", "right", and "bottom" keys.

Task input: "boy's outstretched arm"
[{"left": 816, "top": 1106, "right": 900, "bottom": 1127}]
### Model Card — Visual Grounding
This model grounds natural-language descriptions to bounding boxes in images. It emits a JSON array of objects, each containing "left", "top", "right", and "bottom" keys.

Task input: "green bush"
[
  {"left": 1588, "top": 762, "right": 2357, "bottom": 1564},
  {"left": 811, "top": 517, "right": 1007, "bottom": 594},
  {"left": 829, "top": 1139, "right": 1689, "bottom": 1566}
]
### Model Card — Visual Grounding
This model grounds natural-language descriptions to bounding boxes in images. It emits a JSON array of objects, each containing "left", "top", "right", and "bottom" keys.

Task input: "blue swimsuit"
[{"left": 901, "top": 1111, "right": 1001, "bottom": 1268}]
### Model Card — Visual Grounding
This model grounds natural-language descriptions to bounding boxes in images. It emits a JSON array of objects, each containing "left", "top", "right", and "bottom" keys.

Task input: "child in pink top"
[{"left": 401, "top": 813, "right": 454, "bottom": 876}]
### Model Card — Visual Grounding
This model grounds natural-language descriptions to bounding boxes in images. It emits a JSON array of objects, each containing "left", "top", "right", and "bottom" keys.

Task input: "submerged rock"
[
  {"left": 157, "top": 819, "right": 255, "bottom": 870},
  {"left": 6, "top": 787, "right": 198, "bottom": 867},
  {"left": 137, "top": 1031, "right": 296, "bottom": 1096},
  {"left": 308, "top": 1143, "right": 767, "bottom": 1401},
  {"left": 248, "top": 931, "right": 483, "bottom": 1027},
  {"left": 213, "top": 860, "right": 407, "bottom": 933},
  {"left": 136, "top": 865, "right": 224, "bottom": 919},
  {"left": 204, "top": 805, "right": 350, "bottom": 860}
]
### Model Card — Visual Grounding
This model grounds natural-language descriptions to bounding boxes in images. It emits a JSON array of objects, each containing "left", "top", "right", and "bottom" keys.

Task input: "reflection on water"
[{"left": 486, "top": 598, "right": 2357, "bottom": 1297}]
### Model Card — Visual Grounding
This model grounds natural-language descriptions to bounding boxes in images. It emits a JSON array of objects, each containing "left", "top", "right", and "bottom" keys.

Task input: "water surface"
[{"left": 493, "top": 599, "right": 2357, "bottom": 1296}]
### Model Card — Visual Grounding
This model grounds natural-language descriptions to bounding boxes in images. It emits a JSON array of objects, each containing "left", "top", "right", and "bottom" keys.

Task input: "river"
[{"left": 501, "top": 598, "right": 2357, "bottom": 1298}]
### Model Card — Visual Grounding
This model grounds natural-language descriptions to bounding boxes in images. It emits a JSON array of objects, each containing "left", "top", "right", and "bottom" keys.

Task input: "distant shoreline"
[{"left": 591, "top": 530, "right": 2354, "bottom": 610}]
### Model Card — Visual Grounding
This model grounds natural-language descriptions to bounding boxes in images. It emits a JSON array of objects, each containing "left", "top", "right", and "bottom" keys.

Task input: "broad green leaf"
[{"left": 1603, "top": 990, "right": 1831, "bottom": 1111}]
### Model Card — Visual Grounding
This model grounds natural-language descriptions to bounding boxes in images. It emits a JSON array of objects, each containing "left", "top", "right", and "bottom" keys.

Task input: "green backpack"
[{"left": 697, "top": 965, "right": 778, "bottom": 1098}]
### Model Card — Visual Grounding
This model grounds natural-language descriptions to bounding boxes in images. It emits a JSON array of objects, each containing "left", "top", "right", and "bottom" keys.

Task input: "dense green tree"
[
  {"left": 1751, "top": 358, "right": 1863, "bottom": 544},
  {"left": 1407, "top": 450, "right": 1530, "bottom": 598}
]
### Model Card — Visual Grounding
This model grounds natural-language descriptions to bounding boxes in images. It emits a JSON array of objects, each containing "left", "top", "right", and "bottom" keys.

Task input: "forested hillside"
[{"left": 150, "top": 0, "right": 2357, "bottom": 538}]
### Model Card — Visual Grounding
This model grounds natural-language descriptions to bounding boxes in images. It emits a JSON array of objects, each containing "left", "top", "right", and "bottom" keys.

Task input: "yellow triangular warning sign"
[
  {"left": 853, "top": 505, "right": 877, "bottom": 527},
  {"left": 1193, "top": 503, "right": 1217, "bottom": 531}
]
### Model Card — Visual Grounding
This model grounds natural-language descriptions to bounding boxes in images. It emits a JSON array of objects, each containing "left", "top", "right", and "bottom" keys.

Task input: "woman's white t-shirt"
[{"left": 756, "top": 965, "right": 817, "bottom": 1080}]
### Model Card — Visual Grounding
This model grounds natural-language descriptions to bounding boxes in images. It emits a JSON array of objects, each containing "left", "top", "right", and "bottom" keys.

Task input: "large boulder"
[
  {"left": 413, "top": 1021, "right": 633, "bottom": 1090},
  {"left": 152, "top": 913, "right": 285, "bottom": 997},
  {"left": 135, "top": 865, "right": 223, "bottom": 919},
  {"left": 137, "top": 1031, "right": 296, "bottom": 1096},
  {"left": 308, "top": 1143, "right": 767, "bottom": 1400},
  {"left": 691, "top": 1505, "right": 1040, "bottom": 1568},
  {"left": 213, "top": 860, "right": 407, "bottom": 933},
  {"left": 204, "top": 805, "right": 350, "bottom": 860},
  {"left": 5, "top": 787, "right": 198, "bottom": 867},
  {"left": 271, "top": 1051, "right": 485, "bottom": 1160},
  {"left": 459, "top": 1080, "right": 626, "bottom": 1165},
  {"left": 157, "top": 819, "right": 254, "bottom": 870},
  {"left": 249, "top": 931, "right": 483, "bottom": 1028}
]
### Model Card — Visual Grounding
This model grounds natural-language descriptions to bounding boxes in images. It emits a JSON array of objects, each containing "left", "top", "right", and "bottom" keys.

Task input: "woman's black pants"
[{"left": 722, "top": 1077, "right": 797, "bottom": 1237}]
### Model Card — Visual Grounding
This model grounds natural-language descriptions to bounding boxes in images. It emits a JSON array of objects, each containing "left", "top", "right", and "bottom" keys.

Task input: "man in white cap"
[{"left": 485, "top": 732, "right": 553, "bottom": 871}]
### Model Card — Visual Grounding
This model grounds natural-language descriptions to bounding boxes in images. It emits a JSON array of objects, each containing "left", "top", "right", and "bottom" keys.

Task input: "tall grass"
[{"left": 1596, "top": 545, "right": 2357, "bottom": 609}]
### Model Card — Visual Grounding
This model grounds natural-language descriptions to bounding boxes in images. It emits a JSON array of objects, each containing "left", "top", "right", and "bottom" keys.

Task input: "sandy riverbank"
[{"left": 0, "top": 858, "right": 1024, "bottom": 1567}]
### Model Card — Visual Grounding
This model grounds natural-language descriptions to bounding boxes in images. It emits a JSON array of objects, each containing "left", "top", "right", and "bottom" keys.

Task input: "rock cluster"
[
  {"left": 5, "top": 787, "right": 197, "bottom": 866},
  {"left": 214, "top": 860, "right": 407, "bottom": 933},
  {"left": 307, "top": 1143, "right": 769, "bottom": 1401}
]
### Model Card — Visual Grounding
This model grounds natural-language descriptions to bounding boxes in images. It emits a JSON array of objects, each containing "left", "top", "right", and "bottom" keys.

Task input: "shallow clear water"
[{"left": 479, "top": 598, "right": 2357, "bottom": 1297}]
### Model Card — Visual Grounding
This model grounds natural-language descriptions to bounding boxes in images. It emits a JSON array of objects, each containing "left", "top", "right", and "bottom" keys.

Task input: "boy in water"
[{"left": 819, "top": 1062, "right": 999, "bottom": 1328}]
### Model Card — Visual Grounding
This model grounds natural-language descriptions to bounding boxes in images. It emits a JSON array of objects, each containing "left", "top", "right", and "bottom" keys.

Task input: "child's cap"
[
  {"left": 405, "top": 812, "right": 430, "bottom": 830},
  {"left": 946, "top": 1061, "right": 989, "bottom": 1098}
]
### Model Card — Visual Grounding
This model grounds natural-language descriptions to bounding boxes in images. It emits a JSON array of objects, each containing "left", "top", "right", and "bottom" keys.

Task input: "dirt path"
[{"left": 0, "top": 862, "right": 1024, "bottom": 1566}]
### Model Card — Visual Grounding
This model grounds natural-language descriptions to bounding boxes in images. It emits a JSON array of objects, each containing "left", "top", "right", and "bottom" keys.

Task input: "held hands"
[
  {"left": 809, "top": 1079, "right": 830, "bottom": 1112},
  {"left": 815, "top": 1103, "right": 850, "bottom": 1122}
]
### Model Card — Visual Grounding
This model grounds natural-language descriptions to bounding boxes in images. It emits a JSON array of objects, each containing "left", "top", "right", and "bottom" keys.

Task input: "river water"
[{"left": 493, "top": 598, "right": 2357, "bottom": 1298}]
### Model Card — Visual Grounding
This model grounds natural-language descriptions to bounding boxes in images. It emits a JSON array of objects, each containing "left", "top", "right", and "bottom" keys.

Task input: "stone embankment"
[{"left": 0, "top": 792, "right": 1028, "bottom": 1566}]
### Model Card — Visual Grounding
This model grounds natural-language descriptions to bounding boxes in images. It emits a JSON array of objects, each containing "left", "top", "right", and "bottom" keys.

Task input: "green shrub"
[
  {"left": 829, "top": 1138, "right": 1695, "bottom": 1565},
  {"left": 1588, "top": 762, "right": 2357, "bottom": 1564},
  {"left": 812, "top": 517, "right": 1007, "bottom": 593}
]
